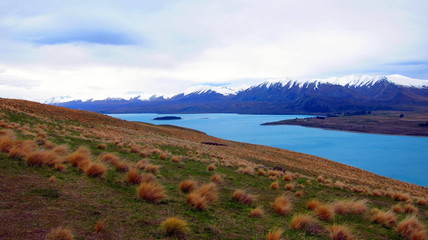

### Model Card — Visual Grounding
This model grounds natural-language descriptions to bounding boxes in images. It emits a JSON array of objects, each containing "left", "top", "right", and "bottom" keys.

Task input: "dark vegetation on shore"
[
  {"left": 262, "top": 111, "right": 428, "bottom": 137},
  {"left": 0, "top": 98, "right": 427, "bottom": 239}
]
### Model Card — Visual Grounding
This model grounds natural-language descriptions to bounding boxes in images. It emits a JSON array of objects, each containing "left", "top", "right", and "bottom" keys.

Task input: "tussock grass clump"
[
  {"left": 333, "top": 199, "right": 368, "bottom": 215},
  {"left": 270, "top": 181, "right": 279, "bottom": 190},
  {"left": 250, "top": 207, "right": 264, "bottom": 217},
  {"left": 171, "top": 156, "right": 181, "bottom": 163},
  {"left": 316, "top": 175, "right": 325, "bottom": 183},
  {"left": 266, "top": 229, "right": 283, "bottom": 240},
  {"left": 210, "top": 174, "right": 223, "bottom": 184},
  {"left": 290, "top": 213, "right": 323, "bottom": 234},
  {"left": 396, "top": 215, "right": 426, "bottom": 240},
  {"left": 295, "top": 191, "right": 303, "bottom": 197},
  {"left": 96, "top": 143, "right": 106, "bottom": 150},
  {"left": 272, "top": 195, "right": 292, "bottom": 215},
  {"left": 258, "top": 169, "right": 266, "bottom": 176},
  {"left": 267, "top": 170, "right": 282, "bottom": 177},
  {"left": 285, "top": 183, "right": 294, "bottom": 191},
  {"left": 114, "top": 161, "right": 130, "bottom": 172},
  {"left": 95, "top": 219, "right": 106, "bottom": 233},
  {"left": 99, "top": 153, "right": 119, "bottom": 165},
  {"left": 370, "top": 209, "right": 397, "bottom": 228},
  {"left": 327, "top": 224, "right": 353, "bottom": 240},
  {"left": 135, "top": 159, "right": 149, "bottom": 169},
  {"left": 8, "top": 140, "right": 37, "bottom": 159},
  {"left": 136, "top": 182, "right": 167, "bottom": 203},
  {"left": 231, "top": 189, "right": 256, "bottom": 205},
  {"left": 84, "top": 162, "right": 106, "bottom": 178},
  {"left": 126, "top": 168, "right": 142, "bottom": 184},
  {"left": 159, "top": 152, "right": 167, "bottom": 160},
  {"left": 403, "top": 204, "right": 419, "bottom": 214},
  {"left": 0, "top": 129, "right": 16, "bottom": 153},
  {"left": 315, "top": 204, "right": 335, "bottom": 221},
  {"left": 67, "top": 151, "right": 90, "bottom": 167},
  {"left": 49, "top": 176, "right": 56, "bottom": 182},
  {"left": 144, "top": 164, "right": 160, "bottom": 174},
  {"left": 307, "top": 199, "right": 321, "bottom": 210},
  {"left": 415, "top": 198, "right": 428, "bottom": 206},
  {"left": 160, "top": 217, "right": 190, "bottom": 237},
  {"left": 50, "top": 145, "right": 69, "bottom": 156},
  {"left": 282, "top": 173, "right": 293, "bottom": 181},
  {"left": 207, "top": 163, "right": 216, "bottom": 171},
  {"left": 179, "top": 179, "right": 197, "bottom": 193},
  {"left": 140, "top": 173, "right": 155, "bottom": 183},
  {"left": 45, "top": 226, "right": 74, "bottom": 240},
  {"left": 333, "top": 181, "right": 346, "bottom": 189},
  {"left": 392, "top": 191, "right": 411, "bottom": 202},
  {"left": 392, "top": 203, "right": 405, "bottom": 214},
  {"left": 26, "top": 150, "right": 58, "bottom": 167},
  {"left": 186, "top": 183, "right": 218, "bottom": 210},
  {"left": 237, "top": 166, "right": 255, "bottom": 175}
]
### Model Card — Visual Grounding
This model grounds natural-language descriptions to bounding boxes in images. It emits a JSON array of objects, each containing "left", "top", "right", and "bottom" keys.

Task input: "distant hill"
[{"left": 53, "top": 75, "right": 428, "bottom": 114}]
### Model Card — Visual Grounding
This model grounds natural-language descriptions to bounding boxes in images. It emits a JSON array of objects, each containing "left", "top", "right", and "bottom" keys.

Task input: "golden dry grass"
[
  {"left": 370, "top": 209, "right": 397, "bottom": 228},
  {"left": 160, "top": 217, "right": 190, "bottom": 237},
  {"left": 327, "top": 224, "right": 353, "bottom": 240},
  {"left": 396, "top": 215, "right": 426, "bottom": 240},
  {"left": 126, "top": 168, "right": 142, "bottom": 184},
  {"left": 210, "top": 173, "right": 223, "bottom": 184},
  {"left": 231, "top": 189, "right": 256, "bottom": 205},
  {"left": 266, "top": 229, "right": 283, "bottom": 240},
  {"left": 84, "top": 163, "right": 106, "bottom": 178},
  {"left": 306, "top": 199, "right": 320, "bottom": 210},
  {"left": 315, "top": 204, "right": 335, "bottom": 221},
  {"left": 272, "top": 195, "right": 292, "bottom": 215},
  {"left": 45, "top": 226, "right": 74, "bottom": 240},
  {"left": 26, "top": 150, "right": 58, "bottom": 167},
  {"left": 250, "top": 207, "right": 264, "bottom": 218},
  {"left": 270, "top": 181, "right": 279, "bottom": 190},
  {"left": 136, "top": 182, "right": 167, "bottom": 203},
  {"left": 333, "top": 199, "right": 368, "bottom": 215},
  {"left": 179, "top": 179, "right": 197, "bottom": 193},
  {"left": 290, "top": 213, "right": 323, "bottom": 234}
]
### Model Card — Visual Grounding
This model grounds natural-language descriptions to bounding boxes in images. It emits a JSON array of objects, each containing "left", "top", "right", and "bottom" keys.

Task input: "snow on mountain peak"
[{"left": 183, "top": 84, "right": 250, "bottom": 96}]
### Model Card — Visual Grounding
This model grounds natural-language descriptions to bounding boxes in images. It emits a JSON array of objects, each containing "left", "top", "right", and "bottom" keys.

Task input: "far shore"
[{"left": 261, "top": 111, "right": 428, "bottom": 137}]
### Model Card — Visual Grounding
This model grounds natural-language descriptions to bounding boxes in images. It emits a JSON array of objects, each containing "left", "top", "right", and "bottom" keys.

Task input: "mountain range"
[{"left": 53, "top": 74, "right": 428, "bottom": 114}]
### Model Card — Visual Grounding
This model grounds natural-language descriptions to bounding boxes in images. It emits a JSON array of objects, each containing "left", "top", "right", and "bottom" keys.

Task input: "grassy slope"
[{"left": 0, "top": 98, "right": 427, "bottom": 240}]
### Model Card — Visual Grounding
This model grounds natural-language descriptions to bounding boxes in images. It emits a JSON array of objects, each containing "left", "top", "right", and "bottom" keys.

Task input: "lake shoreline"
[{"left": 261, "top": 111, "right": 428, "bottom": 137}]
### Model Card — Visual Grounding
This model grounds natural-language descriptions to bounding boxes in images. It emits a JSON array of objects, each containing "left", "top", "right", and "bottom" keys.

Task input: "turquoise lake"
[{"left": 109, "top": 113, "right": 428, "bottom": 187}]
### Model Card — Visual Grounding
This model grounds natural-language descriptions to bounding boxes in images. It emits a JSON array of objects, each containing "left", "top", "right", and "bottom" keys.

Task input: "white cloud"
[{"left": 0, "top": 0, "right": 427, "bottom": 101}]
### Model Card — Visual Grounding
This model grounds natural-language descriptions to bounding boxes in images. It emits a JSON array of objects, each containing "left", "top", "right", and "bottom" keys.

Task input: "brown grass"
[
  {"left": 267, "top": 170, "right": 282, "bottom": 177},
  {"left": 258, "top": 169, "right": 266, "bottom": 176},
  {"left": 48, "top": 176, "right": 56, "bottom": 182},
  {"left": 114, "top": 161, "right": 130, "bottom": 172},
  {"left": 50, "top": 145, "right": 69, "bottom": 156},
  {"left": 333, "top": 199, "right": 368, "bottom": 215},
  {"left": 179, "top": 179, "right": 197, "bottom": 193},
  {"left": 67, "top": 151, "right": 90, "bottom": 167},
  {"left": 392, "top": 191, "right": 411, "bottom": 202},
  {"left": 96, "top": 143, "right": 106, "bottom": 150},
  {"left": 136, "top": 182, "right": 167, "bottom": 203},
  {"left": 282, "top": 173, "right": 293, "bottom": 181},
  {"left": 316, "top": 175, "right": 325, "bottom": 183},
  {"left": 99, "top": 153, "right": 119, "bottom": 165},
  {"left": 315, "top": 204, "right": 335, "bottom": 221},
  {"left": 26, "top": 150, "right": 58, "bottom": 167},
  {"left": 140, "top": 173, "right": 155, "bottom": 183},
  {"left": 266, "top": 229, "right": 283, "bottom": 240},
  {"left": 95, "top": 219, "right": 106, "bottom": 233},
  {"left": 134, "top": 159, "right": 149, "bottom": 169},
  {"left": 231, "top": 189, "right": 256, "bottom": 205},
  {"left": 45, "top": 226, "right": 74, "bottom": 240},
  {"left": 285, "top": 183, "right": 294, "bottom": 191},
  {"left": 396, "top": 215, "right": 426, "bottom": 240},
  {"left": 392, "top": 204, "right": 405, "bottom": 214},
  {"left": 370, "top": 209, "right": 397, "bottom": 228},
  {"left": 237, "top": 166, "right": 255, "bottom": 175},
  {"left": 84, "top": 163, "right": 106, "bottom": 178},
  {"left": 290, "top": 213, "right": 323, "bottom": 234},
  {"left": 207, "top": 163, "right": 216, "bottom": 171},
  {"left": 403, "top": 204, "right": 419, "bottom": 214},
  {"left": 171, "top": 156, "right": 181, "bottom": 163},
  {"left": 126, "top": 168, "right": 142, "bottom": 184},
  {"left": 144, "top": 164, "right": 160, "bottom": 174},
  {"left": 272, "top": 195, "right": 292, "bottom": 215},
  {"left": 295, "top": 191, "right": 303, "bottom": 197},
  {"left": 327, "top": 224, "right": 353, "bottom": 240},
  {"left": 250, "top": 207, "right": 264, "bottom": 217},
  {"left": 160, "top": 217, "right": 189, "bottom": 237},
  {"left": 186, "top": 183, "right": 218, "bottom": 209},
  {"left": 8, "top": 140, "right": 37, "bottom": 159},
  {"left": 307, "top": 199, "right": 320, "bottom": 210},
  {"left": 210, "top": 174, "right": 223, "bottom": 184},
  {"left": 270, "top": 181, "right": 279, "bottom": 190}
]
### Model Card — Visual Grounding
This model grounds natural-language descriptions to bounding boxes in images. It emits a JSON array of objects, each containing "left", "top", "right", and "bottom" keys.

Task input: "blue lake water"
[{"left": 109, "top": 113, "right": 428, "bottom": 187}]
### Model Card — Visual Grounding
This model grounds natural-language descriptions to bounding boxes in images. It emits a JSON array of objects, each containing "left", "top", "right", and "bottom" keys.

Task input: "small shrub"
[
  {"left": 370, "top": 210, "right": 397, "bottom": 228},
  {"left": 396, "top": 215, "right": 426, "bottom": 240},
  {"left": 179, "top": 179, "right": 197, "bottom": 193},
  {"left": 207, "top": 163, "right": 216, "bottom": 171},
  {"left": 45, "top": 226, "right": 74, "bottom": 240},
  {"left": 327, "top": 224, "right": 353, "bottom": 240},
  {"left": 126, "top": 168, "right": 142, "bottom": 184},
  {"left": 266, "top": 229, "right": 283, "bottom": 240},
  {"left": 250, "top": 207, "right": 264, "bottom": 217},
  {"left": 160, "top": 217, "right": 189, "bottom": 237},
  {"left": 136, "top": 182, "right": 167, "bottom": 203},
  {"left": 231, "top": 189, "right": 256, "bottom": 205},
  {"left": 307, "top": 199, "right": 320, "bottom": 210},
  {"left": 285, "top": 183, "right": 294, "bottom": 191},
  {"left": 315, "top": 204, "right": 335, "bottom": 221},
  {"left": 210, "top": 174, "right": 223, "bottom": 184},
  {"left": 84, "top": 163, "right": 106, "bottom": 178},
  {"left": 270, "top": 181, "right": 279, "bottom": 190},
  {"left": 272, "top": 195, "right": 292, "bottom": 215}
]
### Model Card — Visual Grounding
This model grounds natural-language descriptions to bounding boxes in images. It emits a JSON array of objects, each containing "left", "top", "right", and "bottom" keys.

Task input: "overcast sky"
[{"left": 0, "top": 0, "right": 427, "bottom": 101}]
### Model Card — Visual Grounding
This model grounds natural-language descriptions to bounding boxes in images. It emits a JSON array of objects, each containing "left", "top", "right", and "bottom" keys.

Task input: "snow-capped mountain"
[{"left": 53, "top": 74, "right": 428, "bottom": 114}]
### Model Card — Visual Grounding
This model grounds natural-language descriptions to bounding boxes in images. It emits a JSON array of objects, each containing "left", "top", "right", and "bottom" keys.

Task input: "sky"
[{"left": 0, "top": 0, "right": 427, "bottom": 102}]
